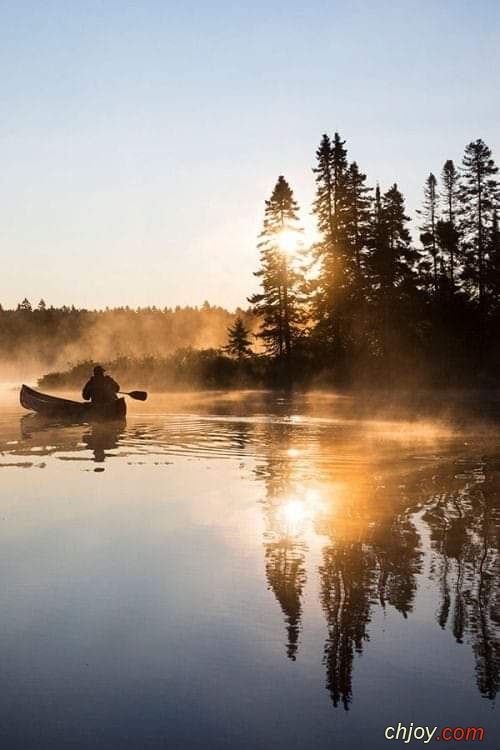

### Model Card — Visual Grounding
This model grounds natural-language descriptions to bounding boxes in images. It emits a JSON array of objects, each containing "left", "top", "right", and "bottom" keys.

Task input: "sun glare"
[
  {"left": 278, "top": 229, "right": 299, "bottom": 255},
  {"left": 280, "top": 499, "right": 307, "bottom": 528}
]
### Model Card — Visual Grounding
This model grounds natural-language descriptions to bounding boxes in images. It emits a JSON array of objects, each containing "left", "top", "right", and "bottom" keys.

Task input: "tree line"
[
  {"left": 244, "top": 133, "right": 500, "bottom": 388},
  {"left": 6, "top": 132, "right": 500, "bottom": 391},
  {"left": 0, "top": 302, "right": 253, "bottom": 374}
]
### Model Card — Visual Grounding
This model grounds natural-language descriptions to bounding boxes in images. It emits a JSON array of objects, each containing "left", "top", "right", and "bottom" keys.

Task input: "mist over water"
[
  {"left": 0, "top": 305, "right": 252, "bottom": 383},
  {"left": 0, "top": 387, "right": 498, "bottom": 749}
]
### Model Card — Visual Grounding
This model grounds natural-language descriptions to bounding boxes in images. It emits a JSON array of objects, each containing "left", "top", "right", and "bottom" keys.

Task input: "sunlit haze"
[{"left": 1, "top": 0, "right": 499, "bottom": 310}]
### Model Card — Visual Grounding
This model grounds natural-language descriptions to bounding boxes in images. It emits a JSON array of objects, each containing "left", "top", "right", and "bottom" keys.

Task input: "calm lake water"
[{"left": 0, "top": 388, "right": 498, "bottom": 749}]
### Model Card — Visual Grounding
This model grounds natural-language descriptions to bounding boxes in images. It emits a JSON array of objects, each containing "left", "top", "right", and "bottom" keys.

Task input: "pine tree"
[
  {"left": 436, "top": 220, "right": 459, "bottom": 293},
  {"left": 439, "top": 160, "right": 460, "bottom": 289},
  {"left": 441, "top": 160, "right": 459, "bottom": 225},
  {"left": 458, "top": 139, "right": 499, "bottom": 308},
  {"left": 312, "top": 132, "right": 350, "bottom": 345},
  {"left": 364, "top": 184, "right": 421, "bottom": 378},
  {"left": 225, "top": 317, "right": 252, "bottom": 360},
  {"left": 344, "top": 161, "right": 373, "bottom": 280},
  {"left": 418, "top": 173, "right": 439, "bottom": 293},
  {"left": 249, "top": 176, "right": 306, "bottom": 363},
  {"left": 369, "top": 184, "right": 416, "bottom": 294},
  {"left": 367, "top": 185, "right": 386, "bottom": 289},
  {"left": 312, "top": 133, "right": 349, "bottom": 269},
  {"left": 17, "top": 298, "right": 32, "bottom": 312}
]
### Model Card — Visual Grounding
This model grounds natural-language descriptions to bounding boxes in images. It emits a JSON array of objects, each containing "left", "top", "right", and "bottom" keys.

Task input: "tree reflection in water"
[
  {"left": 256, "top": 424, "right": 309, "bottom": 662},
  {"left": 254, "top": 420, "right": 500, "bottom": 710},
  {"left": 424, "top": 461, "right": 500, "bottom": 700},
  {"left": 12, "top": 407, "right": 500, "bottom": 709},
  {"left": 264, "top": 504, "right": 307, "bottom": 661},
  {"left": 315, "top": 465, "right": 422, "bottom": 710}
]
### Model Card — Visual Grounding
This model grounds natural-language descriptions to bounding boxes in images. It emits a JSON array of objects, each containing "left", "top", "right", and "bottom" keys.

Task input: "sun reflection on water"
[{"left": 279, "top": 499, "right": 307, "bottom": 536}]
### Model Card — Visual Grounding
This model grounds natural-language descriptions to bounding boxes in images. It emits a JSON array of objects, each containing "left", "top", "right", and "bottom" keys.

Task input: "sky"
[{"left": 1, "top": 0, "right": 499, "bottom": 311}]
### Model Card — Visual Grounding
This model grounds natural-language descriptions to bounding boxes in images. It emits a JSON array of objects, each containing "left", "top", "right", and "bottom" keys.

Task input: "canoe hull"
[{"left": 20, "top": 385, "right": 126, "bottom": 422}]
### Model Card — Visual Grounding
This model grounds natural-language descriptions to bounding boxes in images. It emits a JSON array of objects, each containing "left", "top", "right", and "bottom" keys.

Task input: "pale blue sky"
[{"left": 1, "top": 0, "right": 499, "bottom": 310}]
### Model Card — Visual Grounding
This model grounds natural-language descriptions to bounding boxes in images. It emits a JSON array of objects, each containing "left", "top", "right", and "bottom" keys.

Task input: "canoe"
[{"left": 20, "top": 384, "right": 126, "bottom": 421}]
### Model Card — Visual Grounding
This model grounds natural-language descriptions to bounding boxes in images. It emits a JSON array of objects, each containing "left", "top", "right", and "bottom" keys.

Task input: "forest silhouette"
[{"left": 3, "top": 132, "right": 500, "bottom": 392}]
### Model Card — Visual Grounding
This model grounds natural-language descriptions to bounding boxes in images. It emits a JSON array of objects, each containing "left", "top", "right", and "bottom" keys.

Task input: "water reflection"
[
  {"left": 252, "top": 417, "right": 499, "bottom": 710},
  {"left": 318, "top": 499, "right": 422, "bottom": 709},
  {"left": 263, "top": 497, "right": 308, "bottom": 661},
  {"left": 19, "top": 414, "right": 125, "bottom": 468},
  {"left": 81, "top": 424, "right": 124, "bottom": 464},
  {"left": 254, "top": 422, "right": 412, "bottom": 709},
  {"left": 424, "top": 461, "right": 500, "bottom": 700},
  {"left": 0, "top": 401, "right": 499, "bottom": 716}
]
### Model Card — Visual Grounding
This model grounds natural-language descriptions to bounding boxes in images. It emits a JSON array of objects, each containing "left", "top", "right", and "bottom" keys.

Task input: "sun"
[{"left": 277, "top": 228, "right": 300, "bottom": 255}]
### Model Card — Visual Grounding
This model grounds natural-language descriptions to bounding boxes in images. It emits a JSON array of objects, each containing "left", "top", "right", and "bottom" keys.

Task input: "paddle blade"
[{"left": 128, "top": 390, "right": 148, "bottom": 401}]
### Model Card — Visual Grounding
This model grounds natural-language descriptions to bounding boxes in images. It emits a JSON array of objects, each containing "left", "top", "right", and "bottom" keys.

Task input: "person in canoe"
[{"left": 82, "top": 365, "right": 120, "bottom": 405}]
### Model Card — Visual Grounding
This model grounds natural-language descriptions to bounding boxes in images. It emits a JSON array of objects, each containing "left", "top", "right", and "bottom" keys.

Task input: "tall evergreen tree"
[
  {"left": 367, "top": 185, "right": 386, "bottom": 290},
  {"left": 458, "top": 139, "right": 499, "bottom": 308},
  {"left": 438, "top": 160, "right": 460, "bottom": 290},
  {"left": 418, "top": 173, "right": 439, "bottom": 293},
  {"left": 441, "top": 159, "right": 459, "bottom": 226},
  {"left": 249, "top": 176, "right": 306, "bottom": 363},
  {"left": 312, "top": 132, "right": 350, "bottom": 350},
  {"left": 365, "top": 183, "right": 420, "bottom": 373},
  {"left": 369, "top": 184, "right": 416, "bottom": 294},
  {"left": 312, "top": 133, "right": 349, "bottom": 256},
  {"left": 436, "top": 219, "right": 460, "bottom": 293},
  {"left": 345, "top": 161, "right": 373, "bottom": 280}
]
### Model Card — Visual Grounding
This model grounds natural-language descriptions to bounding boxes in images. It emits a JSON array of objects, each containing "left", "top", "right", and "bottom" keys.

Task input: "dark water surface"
[{"left": 0, "top": 390, "right": 498, "bottom": 749}]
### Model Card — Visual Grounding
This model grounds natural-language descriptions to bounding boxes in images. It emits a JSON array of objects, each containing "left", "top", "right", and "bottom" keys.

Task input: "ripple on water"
[{"left": 0, "top": 410, "right": 481, "bottom": 481}]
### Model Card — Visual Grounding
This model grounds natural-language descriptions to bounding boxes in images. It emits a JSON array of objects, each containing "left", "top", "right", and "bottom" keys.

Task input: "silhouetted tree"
[
  {"left": 249, "top": 176, "right": 306, "bottom": 370},
  {"left": 344, "top": 161, "right": 373, "bottom": 281},
  {"left": 368, "top": 184, "right": 414, "bottom": 295},
  {"left": 418, "top": 173, "right": 439, "bottom": 293},
  {"left": 312, "top": 133, "right": 350, "bottom": 353},
  {"left": 5, "top": 132, "right": 500, "bottom": 393},
  {"left": 458, "top": 139, "right": 499, "bottom": 309},
  {"left": 17, "top": 298, "right": 32, "bottom": 312},
  {"left": 381, "top": 184, "right": 416, "bottom": 291},
  {"left": 436, "top": 219, "right": 460, "bottom": 293},
  {"left": 442, "top": 160, "right": 459, "bottom": 224},
  {"left": 225, "top": 316, "right": 252, "bottom": 360},
  {"left": 441, "top": 160, "right": 460, "bottom": 286}
]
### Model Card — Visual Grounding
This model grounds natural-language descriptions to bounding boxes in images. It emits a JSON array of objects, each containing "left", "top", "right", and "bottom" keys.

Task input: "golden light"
[
  {"left": 305, "top": 488, "right": 322, "bottom": 506},
  {"left": 280, "top": 499, "right": 307, "bottom": 531},
  {"left": 306, "top": 258, "right": 321, "bottom": 281},
  {"left": 274, "top": 488, "right": 326, "bottom": 541},
  {"left": 278, "top": 228, "right": 299, "bottom": 255}
]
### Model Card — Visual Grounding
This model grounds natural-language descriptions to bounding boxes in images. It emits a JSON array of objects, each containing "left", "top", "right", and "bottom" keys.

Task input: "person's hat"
[{"left": 93, "top": 365, "right": 106, "bottom": 375}]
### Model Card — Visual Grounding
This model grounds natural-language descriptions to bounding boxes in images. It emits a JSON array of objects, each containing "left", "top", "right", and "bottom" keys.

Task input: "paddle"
[{"left": 119, "top": 390, "right": 148, "bottom": 401}]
